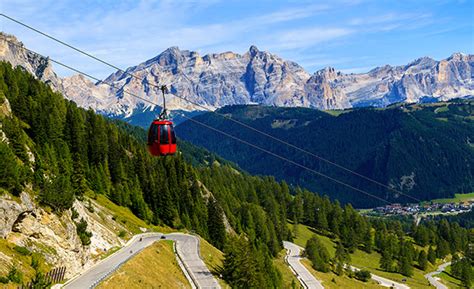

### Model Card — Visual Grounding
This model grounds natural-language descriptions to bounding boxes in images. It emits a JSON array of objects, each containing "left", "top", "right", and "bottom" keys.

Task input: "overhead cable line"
[
  {"left": 0, "top": 13, "right": 420, "bottom": 203},
  {"left": 3, "top": 39, "right": 393, "bottom": 205}
]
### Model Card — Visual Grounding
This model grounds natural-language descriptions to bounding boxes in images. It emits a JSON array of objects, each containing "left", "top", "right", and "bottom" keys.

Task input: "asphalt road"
[
  {"left": 284, "top": 241, "right": 411, "bottom": 289},
  {"left": 63, "top": 232, "right": 220, "bottom": 289},
  {"left": 283, "top": 241, "right": 324, "bottom": 289},
  {"left": 424, "top": 262, "right": 451, "bottom": 289},
  {"left": 349, "top": 265, "right": 410, "bottom": 289}
]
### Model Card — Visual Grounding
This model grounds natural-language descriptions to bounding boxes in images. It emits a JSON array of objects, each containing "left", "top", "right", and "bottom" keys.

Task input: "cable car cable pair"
[
  {"left": 4, "top": 42, "right": 390, "bottom": 205},
  {"left": 0, "top": 16, "right": 421, "bottom": 203},
  {"left": 0, "top": 13, "right": 421, "bottom": 202}
]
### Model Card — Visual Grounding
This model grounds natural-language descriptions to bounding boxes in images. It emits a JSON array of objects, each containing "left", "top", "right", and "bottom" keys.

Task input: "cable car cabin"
[{"left": 147, "top": 120, "right": 177, "bottom": 156}]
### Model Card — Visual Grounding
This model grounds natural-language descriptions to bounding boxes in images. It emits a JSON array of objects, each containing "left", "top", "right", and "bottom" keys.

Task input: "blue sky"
[{"left": 1, "top": 0, "right": 473, "bottom": 78}]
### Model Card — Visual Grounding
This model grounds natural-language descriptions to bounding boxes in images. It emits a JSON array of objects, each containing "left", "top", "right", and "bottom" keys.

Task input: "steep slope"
[
  {"left": 176, "top": 102, "right": 474, "bottom": 207},
  {"left": 0, "top": 61, "right": 289, "bottom": 288},
  {"left": 0, "top": 33, "right": 63, "bottom": 91}
]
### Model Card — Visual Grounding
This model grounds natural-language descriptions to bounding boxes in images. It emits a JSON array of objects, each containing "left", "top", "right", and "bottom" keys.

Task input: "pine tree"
[
  {"left": 0, "top": 142, "right": 22, "bottom": 195},
  {"left": 436, "top": 239, "right": 450, "bottom": 259},
  {"left": 207, "top": 198, "right": 226, "bottom": 250},
  {"left": 427, "top": 246, "right": 436, "bottom": 264},
  {"left": 363, "top": 226, "right": 373, "bottom": 253},
  {"left": 305, "top": 236, "right": 330, "bottom": 272},
  {"left": 380, "top": 248, "right": 393, "bottom": 272},
  {"left": 399, "top": 256, "right": 414, "bottom": 277},
  {"left": 333, "top": 241, "right": 350, "bottom": 276},
  {"left": 417, "top": 250, "right": 428, "bottom": 270}
]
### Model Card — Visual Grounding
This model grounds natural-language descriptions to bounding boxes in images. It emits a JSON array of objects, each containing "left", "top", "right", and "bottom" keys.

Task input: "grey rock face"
[
  {"left": 1, "top": 32, "right": 473, "bottom": 114},
  {"left": 0, "top": 33, "right": 63, "bottom": 91}
]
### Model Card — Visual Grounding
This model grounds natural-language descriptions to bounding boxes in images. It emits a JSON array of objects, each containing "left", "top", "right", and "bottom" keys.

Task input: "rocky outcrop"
[
  {"left": 1, "top": 32, "right": 473, "bottom": 115},
  {"left": 0, "top": 33, "right": 63, "bottom": 91},
  {"left": 0, "top": 192, "right": 32, "bottom": 239},
  {"left": 61, "top": 48, "right": 474, "bottom": 115},
  {"left": 0, "top": 191, "right": 125, "bottom": 278}
]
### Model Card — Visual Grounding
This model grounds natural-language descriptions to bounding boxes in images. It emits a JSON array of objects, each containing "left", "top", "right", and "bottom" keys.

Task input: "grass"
[
  {"left": 274, "top": 249, "right": 302, "bottom": 289},
  {"left": 98, "top": 241, "right": 190, "bottom": 289},
  {"left": 301, "top": 258, "right": 383, "bottom": 289},
  {"left": 289, "top": 222, "right": 436, "bottom": 289},
  {"left": 428, "top": 192, "right": 474, "bottom": 204},
  {"left": 0, "top": 239, "right": 50, "bottom": 287},
  {"left": 350, "top": 249, "right": 433, "bottom": 289},
  {"left": 324, "top": 109, "right": 352, "bottom": 116},
  {"left": 435, "top": 265, "right": 464, "bottom": 289},
  {"left": 199, "top": 238, "right": 231, "bottom": 289},
  {"left": 289, "top": 223, "right": 336, "bottom": 255},
  {"left": 87, "top": 194, "right": 174, "bottom": 237},
  {"left": 434, "top": 106, "right": 450, "bottom": 114}
]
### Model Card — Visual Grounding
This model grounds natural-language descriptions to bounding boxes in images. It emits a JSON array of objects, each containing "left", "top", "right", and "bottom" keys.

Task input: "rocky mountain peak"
[
  {"left": 0, "top": 33, "right": 472, "bottom": 120},
  {"left": 249, "top": 45, "right": 260, "bottom": 57},
  {"left": 0, "top": 32, "right": 63, "bottom": 91},
  {"left": 314, "top": 67, "right": 338, "bottom": 81}
]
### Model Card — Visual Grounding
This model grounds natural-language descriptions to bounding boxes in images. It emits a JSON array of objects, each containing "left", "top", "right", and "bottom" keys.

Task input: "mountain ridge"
[{"left": 1, "top": 32, "right": 473, "bottom": 125}]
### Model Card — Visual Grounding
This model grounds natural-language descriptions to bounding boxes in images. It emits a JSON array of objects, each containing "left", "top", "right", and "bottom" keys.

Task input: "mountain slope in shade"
[
  {"left": 176, "top": 101, "right": 474, "bottom": 207},
  {"left": 1, "top": 32, "right": 473, "bottom": 123}
]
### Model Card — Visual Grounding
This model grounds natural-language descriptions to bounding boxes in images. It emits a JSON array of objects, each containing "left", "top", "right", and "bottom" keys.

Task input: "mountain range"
[{"left": 1, "top": 32, "right": 473, "bottom": 126}]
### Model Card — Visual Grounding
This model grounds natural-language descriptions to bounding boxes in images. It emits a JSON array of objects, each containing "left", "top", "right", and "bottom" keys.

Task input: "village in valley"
[{"left": 363, "top": 193, "right": 474, "bottom": 217}]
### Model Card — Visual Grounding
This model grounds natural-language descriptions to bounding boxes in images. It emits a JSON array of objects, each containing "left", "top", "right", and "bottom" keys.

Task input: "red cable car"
[{"left": 147, "top": 85, "right": 177, "bottom": 156}]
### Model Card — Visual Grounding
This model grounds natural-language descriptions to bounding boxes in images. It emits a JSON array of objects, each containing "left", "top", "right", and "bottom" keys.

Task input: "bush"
[
  {"left": 7, "top": 266, "right": 23, "bottom": 283},
  {"left": 354, "top": 270, "right": 371, "bottom": 282},
  {"left": 76, "top": 218, "right": 92, "bottom": 246},
  {"left": 14, "top": 245, "right": 31, "bottom": 256},
  {"left": 118, "top": 230, "right": 126, "bottom": 238},
  {"left": 71, "top": 208, "right": 79, "bottom": 220},
  {"left": 86, "top": 200, "right": 94, "bottom": 213},
  {"left": 31, "top": 254, "right": 40, "bottom": 270},
  {"left": 0, "top": 276, "right": 9, "bottom": 283}
]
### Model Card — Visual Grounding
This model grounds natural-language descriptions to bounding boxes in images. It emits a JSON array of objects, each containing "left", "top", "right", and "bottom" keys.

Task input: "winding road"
[
  {"left": 62, "top": 232, "right": 220, "bottom": 289},
  {"left": 283, "top": 241, "right": 324, "bottom": 289},
  {"left": 424, "top": 262, "right": 451, "bottom": 289},
  {"left": 350, "top": 265, "right": 410, "bottom": 289},
  {"left": 284, "top": 241, "right": 411, "bottom": 289}
]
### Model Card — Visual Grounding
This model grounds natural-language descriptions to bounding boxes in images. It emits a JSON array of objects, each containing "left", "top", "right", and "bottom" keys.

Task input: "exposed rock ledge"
[{"left": 0, "top": 192, "right": 124, "bottom": 278}]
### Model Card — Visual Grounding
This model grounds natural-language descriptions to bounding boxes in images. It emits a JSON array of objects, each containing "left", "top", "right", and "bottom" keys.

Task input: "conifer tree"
[
  {"left": 207, "top": 198, "right": 226, "bottom": 250},
  {"left": 427, "top": 246, "right": 436, "bottom": 264},
  {"left": 417, "top": 250, "right": 428, "bottom": 270}
]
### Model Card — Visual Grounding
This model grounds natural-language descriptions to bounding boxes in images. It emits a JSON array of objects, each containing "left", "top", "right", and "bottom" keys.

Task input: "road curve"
[
  {"left": 63, "top": 232, "right": 220, "bottom": 289},
  {"left": 283, "top": 241, "right": 324, "bottom": 289},
  {"left": 350, "top": 265, "right": 410, "bottom": 289},
  {"left": 283, "top": 240, "right": 408, "bottom": 289},
  {"left": 424, "top": 262, "right": 451, "bottom": 289}
]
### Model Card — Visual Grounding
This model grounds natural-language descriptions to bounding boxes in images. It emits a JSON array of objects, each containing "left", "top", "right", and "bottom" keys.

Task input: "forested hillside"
[
  {"left": 177, "top": 102, "right": 474, "bottom": 207},
  {"left": 1, "top": 61, "right": 472, "bottom": 288}
]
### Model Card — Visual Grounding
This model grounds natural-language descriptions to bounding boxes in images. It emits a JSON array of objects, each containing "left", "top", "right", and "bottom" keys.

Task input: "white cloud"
[{"left": 269, "top": 27, "right": 353, "bottom": 50}]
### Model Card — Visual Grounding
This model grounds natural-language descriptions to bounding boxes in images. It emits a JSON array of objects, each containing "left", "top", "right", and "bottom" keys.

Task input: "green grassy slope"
[{"left": 289, "top": 223, "right": 439, "bottom": 289}]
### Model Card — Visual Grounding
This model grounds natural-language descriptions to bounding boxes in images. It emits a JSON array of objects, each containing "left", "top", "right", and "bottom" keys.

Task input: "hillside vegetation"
[
  {"left": 177, "top": 102, "right": 474, "bottom": 207},
  {"left": 1, "top": 61, "right": 472, "bottom": 288}
]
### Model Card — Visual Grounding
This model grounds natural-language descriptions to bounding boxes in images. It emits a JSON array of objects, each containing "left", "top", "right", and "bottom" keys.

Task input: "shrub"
[
  {"left": 354, "top": 270, "right": 371, "bottom": 282},
  {"left": 71, "top": 208, "right": 79, "bottom": 220},
  {"left": 0, "top": 276, "right": 9, "bottom": 283},
  {"left": 76, "top": 218, "right": 92, "bottom": 246},
  {"left": 7, "top": 266, "right": 23, "bottom": 283},
  {"left": 118, "top": 230, "right": 126, "bottom": 238},
  {"left": 14, "top": 245, "right": 31, "bottom": 256}
]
